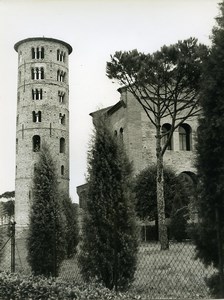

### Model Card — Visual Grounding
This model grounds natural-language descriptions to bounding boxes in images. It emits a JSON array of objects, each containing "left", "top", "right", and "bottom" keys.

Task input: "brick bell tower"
[{"left": 14, "top": 37, "right": 72, "bottom": 233}]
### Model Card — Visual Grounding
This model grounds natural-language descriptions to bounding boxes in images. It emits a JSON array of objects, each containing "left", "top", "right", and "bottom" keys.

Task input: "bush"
[
  {"left": 169, "top": 207, "right": 188, "bottom": 242},
  {"left": 0, "top": 272, "right": 141, "bottom": 300}
]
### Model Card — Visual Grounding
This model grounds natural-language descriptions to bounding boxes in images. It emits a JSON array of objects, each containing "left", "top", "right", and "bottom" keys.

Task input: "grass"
[{"left": 59, "top": 242, "right": 216, "bottom": 299}]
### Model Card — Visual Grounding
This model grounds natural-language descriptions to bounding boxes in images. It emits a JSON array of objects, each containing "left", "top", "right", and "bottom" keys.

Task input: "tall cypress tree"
[
  {"left": 27, "top": 143, "right": 65, "bottom": 277},
  {"left": 79, "top": 118, "right": 138, "bottom": 291},
  {"left": 194, "top": 2, "right": 224, "bottom": 297}
]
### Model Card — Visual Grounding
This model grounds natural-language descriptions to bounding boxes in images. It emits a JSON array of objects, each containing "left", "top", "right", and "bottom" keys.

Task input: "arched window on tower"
[
  {"left": 59, "top": 113, "right": 65, "bottom": 125},
  {"left": 32, "top": 111, "right": 41, "bottom": 123},
  {"left": 61, "top": 165, "right": 64, "bottom": 176},
  {"left": 179, "top": 124, "right": 191, "bottom": 151},
  {"left": 162, "top": 123, "right": 172, "bottom": 150},
  {"left": 60, "top": 138, "right": 65, "bottom": 153},
  {"left": 120, "top": 127, "right": 123, "bottom": 141},
  {"left": 33, "top": 135, "right": 41, "bottom": 152}
]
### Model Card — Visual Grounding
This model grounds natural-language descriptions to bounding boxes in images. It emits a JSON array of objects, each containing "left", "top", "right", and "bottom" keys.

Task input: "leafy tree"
[
  {"left": 79, "top": 118, "right": 138, "bottom": 291},
  {"left": 106, "top": 39, "right": 207, "bottom": 249},
  {"left": 27, "top": 143, "right": 65, "bottom": 277},
  {"left": 60, "top": 192, "right": 79, "bottom": 258},
  {"left": 193, "top": 2, "right": 224, "bottom": 297},
  {"left": 134, "top": 165, "right": 189, "bottom": 241}
]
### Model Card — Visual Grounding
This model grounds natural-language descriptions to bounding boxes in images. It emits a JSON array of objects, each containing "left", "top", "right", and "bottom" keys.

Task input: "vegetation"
[
  {"left": 27, "top": 143, "right": 66, "bottom": 277},
  {"left": 134, "top": 165, "right": 189, "bottom": 241},
  {"left": 60, "top": 192, "right": 79, "bottom": 258},
  {"left": 79, "top": 118, "right": 138, "bottom": 291},
  {"left": 0, "top": 273, "right": 141, "bottom": 300},
  {"left": 193, "top": 1, "right": 224, "bottom": 298},
  {"left": 106, "top": 39, "right": 207, "bottom": 249}
]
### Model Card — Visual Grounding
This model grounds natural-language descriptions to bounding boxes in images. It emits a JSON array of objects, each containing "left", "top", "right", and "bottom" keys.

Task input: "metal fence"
[
  {"left": 0, "top": 224, "right": 216, "bottom": 299},
  {"left": 59, "top": 241, "right": 216, "bottom": 299}
]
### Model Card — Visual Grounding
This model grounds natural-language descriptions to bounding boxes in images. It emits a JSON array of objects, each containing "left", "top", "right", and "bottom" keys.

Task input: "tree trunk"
[{"left": 156, "top": 133, "right": 169, "bottom": 250}]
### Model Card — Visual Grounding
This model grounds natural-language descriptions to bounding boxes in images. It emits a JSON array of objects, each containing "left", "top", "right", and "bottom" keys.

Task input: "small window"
[
  {"left": 59, "top": 113, "right": 65, "bottom": 125},
  {"left": 61, "top": 165, "right": 64, "bottom": 176},
  {"left": 120, "top": 128, "right": 123, "bottom": 141},
  {"left": 33, "top": 135, "right": 41, "bottom": 152},
  {"left": 16, "top": 138, "right": 18, "bottom": 154},
  {"left": 60, "top": 137, "right": 65, "bottom": 153},
  {"left": 32, "top": 111, "right": 41, "bottom": 123},
  {"left": 58, "top": 91, "right": 65, "bottom": 103},
  {"left": 57, "top": 49, "right": 66, "bottom": 62},
  {"left": 32, "top": 89, "right": 43, "bottom": 100},
  {"left": 17, "top": 92, "right": 20, "bottom": 103},
  {"left": 31, "top": 67, "right": 44, "bottom": 80},
  {"left": 57, "top": 70, "right": 66, "bottom": 82},
  {"left": 31, "top": 47, "right": 44, "bottom": 59}
]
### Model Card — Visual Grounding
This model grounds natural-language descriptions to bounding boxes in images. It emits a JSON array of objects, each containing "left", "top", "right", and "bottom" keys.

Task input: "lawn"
[{"left": 59, "top": 242, "right": 215, "bottom": 299}]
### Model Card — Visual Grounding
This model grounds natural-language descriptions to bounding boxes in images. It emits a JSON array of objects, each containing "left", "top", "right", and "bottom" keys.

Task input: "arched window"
[
  {"left": 60, "top": 138, "right": 65, "bottom": 153},
  {"left": 33, "top": 135, "right": 41, "bottom": 152},
  {"left": 120, "top": 127, "right": 123, "bottom": 141},
  {"left": 16, "top": 138, "right": 18, "bottom": 154},
  {"left": 61, "top": 165, "right": 64, "bottom": 176},
  {"left": 59, "top": 113, "right": 65, "bottom": 125},
  {"left": 32, "top": 111, "right": 41, "bottom": 123},
  {"left": 162, "top": 123, "right": 172, "bottom": 150},
  {"left": 179, "top": 124, "right": 191, "bottom": 151}
]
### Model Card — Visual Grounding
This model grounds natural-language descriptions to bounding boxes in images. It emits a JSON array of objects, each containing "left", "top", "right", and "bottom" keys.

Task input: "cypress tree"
[
  {"left": 194, "top": 2, "right": 224, "bottom": 297},
  {"left": 27, "top": 143, "right": 65, "bottom": 276},
  {"left": 79, "top": 118, "right": 138, "bottom": 291}
]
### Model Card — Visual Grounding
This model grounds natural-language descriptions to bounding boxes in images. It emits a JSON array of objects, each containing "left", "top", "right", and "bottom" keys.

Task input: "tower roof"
[{"left": 14, "top": 37, "right": 73, "bottom": 54}]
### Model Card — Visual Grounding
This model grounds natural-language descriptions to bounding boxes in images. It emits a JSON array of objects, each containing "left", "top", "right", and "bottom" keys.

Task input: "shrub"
[{"left": 0, "top": 272, "right": 141, "bottom": 300}]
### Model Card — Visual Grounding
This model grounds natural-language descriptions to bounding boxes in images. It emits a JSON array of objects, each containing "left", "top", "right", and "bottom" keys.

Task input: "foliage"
[
  {"left": 134, "top": 165, "right": 189, "bottom": 241},
  {"left": 193, "top": 0, "right": 224, "bottom": 271},
  {"left": 0, "top": 272, "right": 141, "bottom": 300},
  {"left": 79, "top": 118, "right": 138, "bottom": 291},
  {"left": 192, "top": 2, "right": 224, "bottom": 297},
  {"left": 169, "top": 207, "right": 188, "bottom": 242},
  {"left": 27, "top": 143, "right": 66, "bottom": 277},
  {"left": 106, "top": 39, "right": 207, "bottom": 250},
  {"left": 0, "top": 191, "right": 15, "bottom": 199},
  {"left": 60, "top": 192, "right": 79, "bottom": 258}
]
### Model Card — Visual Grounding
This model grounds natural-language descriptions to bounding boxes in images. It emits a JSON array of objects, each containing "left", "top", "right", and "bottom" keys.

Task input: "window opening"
[
  {"left": 33, "top": 135, "right": 41, "bottom": 152},
  {"left": 57, "top": 70, "right": 66, "bottom": 82},
  {"left": 179, "top": 124, "right": 191, "bottom": 151},
  {"left": 59, "top": 113, "right": 65, "bottom": 125},
  {"left": 32, "top": 111, "right": 41, "bottom": 123},
  {"left": 61, "top": 165, "right": 64, "bottom": 176},
  {"left": 60, "top": 138, "right": 65, "bottom": 153},
  {"left": 58, "top": 91, "right": 65, "bottom": 103}
]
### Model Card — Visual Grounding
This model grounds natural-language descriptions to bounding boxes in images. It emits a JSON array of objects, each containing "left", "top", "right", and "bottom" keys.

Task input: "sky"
[{"left": 0, "top": 0, "right": 220, "bottom": 203}]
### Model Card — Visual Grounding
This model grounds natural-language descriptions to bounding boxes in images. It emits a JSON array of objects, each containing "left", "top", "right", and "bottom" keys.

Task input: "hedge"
[{"left": 0, "top": 272, "right": 141, "bottom": 300}]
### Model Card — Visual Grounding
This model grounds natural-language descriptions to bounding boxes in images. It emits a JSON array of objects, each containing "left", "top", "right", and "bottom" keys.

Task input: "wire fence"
[{"left": 0, "top": 223, "right": 217, "bottom": 299}]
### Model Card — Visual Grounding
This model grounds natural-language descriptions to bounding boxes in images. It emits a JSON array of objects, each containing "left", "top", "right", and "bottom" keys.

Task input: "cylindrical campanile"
[{"left": 14, "top": 37, "right": 72, "bottom": 230}]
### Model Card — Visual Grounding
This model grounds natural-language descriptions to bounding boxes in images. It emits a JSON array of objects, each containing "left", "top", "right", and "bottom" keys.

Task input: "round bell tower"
[{"left": 14, "top": 37, "right": 72, "bottom": 230}]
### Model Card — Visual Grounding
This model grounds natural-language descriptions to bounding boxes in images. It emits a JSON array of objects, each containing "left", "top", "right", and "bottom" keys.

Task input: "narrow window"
[
  {"left": 58, "top": 91, "right": 65, "bottom": 103},
  {"left": 33, "top": 135, "right": 41, "bottom": 152},
  {"left": 32, "top": 111, "right": 41, "bottom": 122},
  {"left": 60, "top": 137, "right": 65, "bottom": 153},
  {"left": 17, "top": 115, "right": 19, "bottom": 124},
  {"left": 31, "top": 48, "right": 35, "bottom": 59},
  {"left": 19, "top": 71, "right": 21, "bottom": 83},
  {"left": 17, "top": 92, "right": 20, "bottom": 103},
  {"left": 16, "top": 138, "right": 18, "bottom": 154},
  {"left": 57, "top": 49, "right": 60, "bottom": 61},
  {"left": 61, "top": 165, "right": 64, "bottom": 176},
  {"left": 120, "top": 127, "right": 123, "bottom": 141},
  {"left": 41, "top": 67, "right": 44, "bottom": 79},
  {"left": 59, "top": 113, "right": 65, "bottom": 125},
  {"left": 162, "top": 124, "right": 172, "bottom": 150},
  {"left": 179, "top": 124, "right": 191, "bottom": 151},
  {"left": 41, "top": 47, "right": 44, "bottom": 59}
]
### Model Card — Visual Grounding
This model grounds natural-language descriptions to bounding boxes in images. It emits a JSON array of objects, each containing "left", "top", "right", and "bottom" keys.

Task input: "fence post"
[{"left": 10, "top": 221, "right": 16, "bottom": 272}]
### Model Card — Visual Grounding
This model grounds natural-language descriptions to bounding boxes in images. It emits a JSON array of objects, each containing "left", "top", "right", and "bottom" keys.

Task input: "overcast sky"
[{"left": 0, "top": 0, "right": 220, "bottom": 202}]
